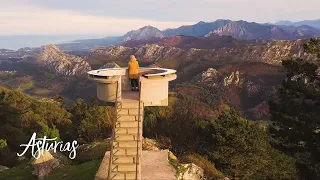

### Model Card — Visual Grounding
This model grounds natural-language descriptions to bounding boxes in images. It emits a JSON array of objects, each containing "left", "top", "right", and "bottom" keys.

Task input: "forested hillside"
[{"left": 0, "top": 38, "right": 319, "bottom": 179}]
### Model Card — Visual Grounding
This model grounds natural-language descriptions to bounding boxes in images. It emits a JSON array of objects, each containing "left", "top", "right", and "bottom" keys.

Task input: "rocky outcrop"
[
  {"left": 88, "top": 39, "right": 318, "bottom": 70},
  {"left": 31, "top": 151, "right": 60, "bottom": 179},
  {"left": 192, "top": 68, "right": 242, "bottom": 87},
  {"left": 34, "top": 44, "right": 91, "bottom": 76},
  {"left": 0, "top": 165, "right": 9, "bottom": 172},
  {"left": 224, "top": 71, "right": 240, "bottom": 86},
  {"left": 99, "top": 62, "right": 120, "bottom": 69},
  {"left": 177, "top": 163, "right": 204, "bottom": 180},
  {"left": 142, "top": 138, "right": 160, "bottom": 151},
  {"left": 30, "top": 150, "right": 71, "bottom": 179},
  {"left": 192, "top": 68, "right": 221, "bottom": 86}
]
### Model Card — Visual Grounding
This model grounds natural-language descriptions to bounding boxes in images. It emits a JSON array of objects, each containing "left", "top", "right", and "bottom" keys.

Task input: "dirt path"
[{"left": 142, "top": 151, "right": 176, "bottom": 180}]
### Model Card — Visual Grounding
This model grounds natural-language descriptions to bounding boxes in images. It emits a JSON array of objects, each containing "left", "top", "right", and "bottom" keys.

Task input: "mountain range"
[
  {"left": 121, "top": 35, "right": 264, "bottom": 49},
  {"left": 57, "top": 19, "right": 320, "bottom": 51},
  {"left": 275, "top": 19, "right": 320, "bottom": 29},
  {"left": 1, "top": 37, "right": 319, "bottom": 119},
  {"left": 0, "top": 45, "right": 91, "bottom": 76}
]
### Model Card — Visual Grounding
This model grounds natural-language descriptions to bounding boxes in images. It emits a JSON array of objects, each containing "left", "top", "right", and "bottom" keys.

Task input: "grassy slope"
[
  {"left": 0, "top": 160, "right": 101, "bottom": 180},
  {"left": 45, "top": 160, "right": 101, "bottom": 180},
  {"left": 0, "top": 163, "right": 35, "bottom": 180}
]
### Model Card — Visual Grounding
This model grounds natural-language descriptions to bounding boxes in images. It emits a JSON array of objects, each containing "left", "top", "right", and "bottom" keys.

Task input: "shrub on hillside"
[
  {"left": 207, "top": 109, "right": 297, "bottom": 179},
  {"left": 0, "top": 139, "right": 17, "bottom": 167}
]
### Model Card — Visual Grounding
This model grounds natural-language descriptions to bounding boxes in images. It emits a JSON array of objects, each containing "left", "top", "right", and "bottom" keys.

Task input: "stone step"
[
  {"left": 112, "top": 156, "right": 136, "bottom": 164},
  {"left": 117, "top": 102, "right": 142, "bottom": 109},
  {"left": 116, "top": 121, "right": 140, "bottom": 128},
  {"left": 113, "top": 141, "right": 141, "bottom": 148},
  {"left": 115, "top": 127, "right": 140, "bottom": 135},
  {"left": 115, "top": 134, "right": 137, "bottom": 141},
  {"left": 113, "top": 148, "right": 139, "bottom": 156},
  {"left": 117, "top": 115, "right": 141, "bottom": 122},
  {"left": 117, "top": 108, "right": 142, "bottom": 115},
  {"left": 109, "top": 172, "right": 139, "bottom": 180},
  {"left": 117, "top": 108, "right": 129, "bottom": 115},
  {"left": 112, "top": 163, "right": 137, "bottom": 172}
]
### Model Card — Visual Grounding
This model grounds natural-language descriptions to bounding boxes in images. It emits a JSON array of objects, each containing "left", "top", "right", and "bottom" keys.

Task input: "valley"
[
  {"left": 1, "top": 37, "right": 318, "bottom": 120},
  {"left": 0, "top": 18, "right": 320, "bottom": 179}
]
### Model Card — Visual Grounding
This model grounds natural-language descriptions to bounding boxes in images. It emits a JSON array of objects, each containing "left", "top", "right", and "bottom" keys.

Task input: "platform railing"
[
  {"left": 136, "top": 81, "right": 142, "bottom": 180},
  {"left": 107, "top": 81, "right": 119, "bottom": 180}
]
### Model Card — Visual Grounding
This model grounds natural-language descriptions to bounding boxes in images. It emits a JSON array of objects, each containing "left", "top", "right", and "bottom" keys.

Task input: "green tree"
[
  {"left": 303, "top": 38, "right": 320, "bottom": 58},
  {"left": 0, "top": 139, "right": 17, "bottom": 167},
  {"left": 53, "top": 95, "right": 65, "bottom": 107},
  {"left": 0, "top": 86, "right": 72, "bottom": 150},
  {"left": 208, "top": 109, "right": 296, "bottom": 179},
  {"left": 0, "top": 87, "right": 28, "bottom": 149},
  {"left": 269, "top": 38, "right": 320, "bottom": 179},
  {"left": 70, "top": 98, "right": 113, "bottom": 143},
  {"left": 29, "top": 120, "right": 61, "bottom": 141},
  {"left": 71, "top": 99, "right": 89, "bottom": 127}
]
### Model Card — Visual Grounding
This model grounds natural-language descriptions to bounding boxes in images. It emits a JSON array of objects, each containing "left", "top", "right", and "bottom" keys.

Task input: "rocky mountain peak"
[
  {"left": 196, "top": 21, "right": 206, "bottom": 25},
  {"left": 88, "top": 38, "right": 319, "bottom": 73},
  {"left": 36, "top": 44, "right": 91, "bottom": 76},
  {"left": 123, "top": 25, "right": 164, "bottom": 42},
  {"left": 192, "top": 68, "right": 242, "bottom": 87},
  {"left": 206, "top": 22, "right": 247, "bottom": 38},
  {"left": 42, "top": 44, "right": 60, "bottom": 51},
  {"left": 99, "top": 62, "right": 121, "bottom": 69}
]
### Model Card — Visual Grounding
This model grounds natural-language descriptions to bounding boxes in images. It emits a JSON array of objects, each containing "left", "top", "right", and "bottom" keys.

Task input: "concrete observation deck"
[
  {"left": 87, "top": 67, "right": 177, "bottom": 106},
  {"left": 88, "top": 67, "right": 177, "bottom": 180}
]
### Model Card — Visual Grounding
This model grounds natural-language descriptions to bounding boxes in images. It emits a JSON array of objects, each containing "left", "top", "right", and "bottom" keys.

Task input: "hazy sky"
[{"left": 1, "top": 0, "right": 319, "bottom": 36}]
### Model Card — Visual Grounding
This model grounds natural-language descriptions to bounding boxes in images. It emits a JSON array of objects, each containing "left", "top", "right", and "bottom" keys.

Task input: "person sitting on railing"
[{"left": 128, "top": 55, "right": 140, "bottom": 91}]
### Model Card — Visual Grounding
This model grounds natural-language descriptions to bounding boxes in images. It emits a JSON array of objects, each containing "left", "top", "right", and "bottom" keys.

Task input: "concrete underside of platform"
[{"left": 95, "top": 151, "right": 176, "bottom": 180}]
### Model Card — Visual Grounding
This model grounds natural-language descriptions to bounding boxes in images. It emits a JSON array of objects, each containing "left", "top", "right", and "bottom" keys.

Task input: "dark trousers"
[{"left": 130, "top": 79, "right": 138, "bottom": 89}]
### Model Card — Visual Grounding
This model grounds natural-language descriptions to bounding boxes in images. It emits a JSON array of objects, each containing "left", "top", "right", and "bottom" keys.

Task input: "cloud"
[
  {"left": 0, "top": 0, "right": 319, "bottom": 36},
  {"left": 0, "top": 5, "right": 194, "bottom": 35},
  {"left": 4, "top": 0, "right": 320, "bottom": 24}
]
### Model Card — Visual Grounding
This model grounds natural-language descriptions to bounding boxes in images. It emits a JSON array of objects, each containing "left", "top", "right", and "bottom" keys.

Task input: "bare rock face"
[
  {"left": 192, "top": 68, "right": 222, "bottom": 86},
  {"left": 35, "top": 44, "right": 91, "bottom": 76},
  {"left": 224, "top": 71, "right": 240, "bottom": 86},
  {"left": 123, "top": 25, "right": 164, "bottom": 42},
  {"left": 88, "top": 39, "right": 318, "bottom": 70},
  {"left": 30, "top": 150, "right": 71, "bottom": 179},
  {"left": 177, "top": 163, "right": 204, "bottom": 180},
  {"left": 99, "top": 62, "right": 121, "bottom": 69},
  {"left": 31, "top": 151, "right": 59, "bottom": 179},
  {"left": 0, "top": 165, "right": 9, "bottom": 172},
  {"left": 142, "top": 138, "right": 160, "bottom": 151},
  {"left": 192, "top": 68, "right": 241, "bottom": 87}
]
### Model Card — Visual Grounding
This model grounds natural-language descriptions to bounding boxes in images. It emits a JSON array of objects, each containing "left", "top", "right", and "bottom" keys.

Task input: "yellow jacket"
[{"left": 128, "top": 56, "right": 139, "bottom": 79}]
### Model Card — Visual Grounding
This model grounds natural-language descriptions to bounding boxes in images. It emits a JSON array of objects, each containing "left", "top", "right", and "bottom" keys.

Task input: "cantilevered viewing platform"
[
  {"left": 88, "top": 67, "right": 177, "bottom": 106},
  {"left": 88, "top": 67, "right": 177, "bottom": 180}
]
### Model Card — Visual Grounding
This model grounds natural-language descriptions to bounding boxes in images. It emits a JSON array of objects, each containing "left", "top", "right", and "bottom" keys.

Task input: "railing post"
[
  {"left": 136, "top": 80, "right": 142, "bottom": 180},
  {"left": 107, "top": 81, "right": 119, "bottom": 180}
]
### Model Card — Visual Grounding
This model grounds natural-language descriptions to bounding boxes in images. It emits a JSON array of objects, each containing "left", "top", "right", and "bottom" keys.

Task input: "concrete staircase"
[{"left": 107, "top": 100, "right": 144, "bottom": 180}]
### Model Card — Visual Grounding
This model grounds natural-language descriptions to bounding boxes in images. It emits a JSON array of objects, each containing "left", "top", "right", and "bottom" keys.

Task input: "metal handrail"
[
  {"left": 136, "top": 80, "right": 142, "bottom": 180},
  {"left": 107, "top": 81, "right": 119, "bottom": 180}
]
